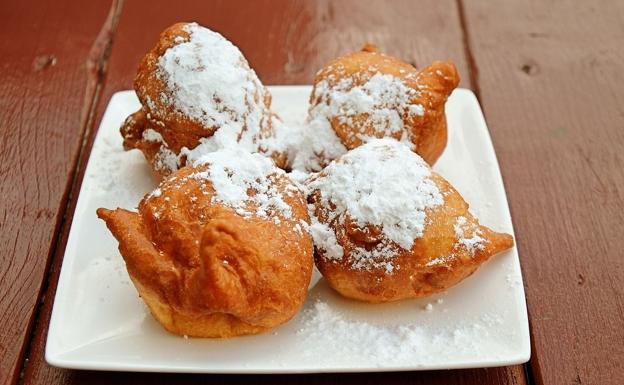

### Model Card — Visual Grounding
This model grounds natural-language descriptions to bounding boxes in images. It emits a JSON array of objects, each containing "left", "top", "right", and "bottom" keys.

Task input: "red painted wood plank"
[
  {"left": 22, "top": 1, "right": 525, "bottom": 384},
  {"left": 460, "top": 0, "right": 624, "bottom": 384},
  {"left": 24, "top": 367, "right": 527, "bottom": 385},
  {"left": 99, "top": 0, "right": 472, "bottom": 89},
  {"left": 0, "top": 1, "right": 118, "bottom": 384}
]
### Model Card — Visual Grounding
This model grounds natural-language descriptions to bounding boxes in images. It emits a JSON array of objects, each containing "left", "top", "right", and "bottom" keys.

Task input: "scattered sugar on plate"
[
  {"left": 295, "top": 299, "right": 506, "bottom": 365},
  {"left": 85, "top": 135, "right": 154, "bottom": 204}
]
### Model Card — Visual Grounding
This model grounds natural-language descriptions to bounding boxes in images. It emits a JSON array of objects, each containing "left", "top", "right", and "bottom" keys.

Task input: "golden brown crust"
[
  {"left": 132, "top": 279, "right": 269, "bottom": 337},
  {"left": 411, "top": 62, "right": 458, "bottom": 164},
  {"left": 310, "top": 172, "right": 513, "bottom": 303},
  {"left": 120, "top": 108, "right": 174, "bottom": 180},
  {"left": 311, "top": 45, "right": 460, "bottom": 165},
  {"left": 97, "top": 162, "right": 313, "bottom": 337}
]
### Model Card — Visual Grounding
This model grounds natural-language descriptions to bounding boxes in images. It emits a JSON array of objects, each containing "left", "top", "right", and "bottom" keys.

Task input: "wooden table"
[{"left": 2, "top": 0, "right": 623, "bottom": 384}]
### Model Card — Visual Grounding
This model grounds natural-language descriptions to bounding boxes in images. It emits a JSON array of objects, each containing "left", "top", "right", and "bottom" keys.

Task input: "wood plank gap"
[
  {"left": 523, "top": 363, "right": 536, "bottom": 385},
  {"left": 455, "top": 0, "right": 481, "bottom": 100},
  {"left": 14, "top": 2, "right": 124, "bottom": 384},
  {"left": 457, "top": 1, "right": 530, "bottom": 384}
]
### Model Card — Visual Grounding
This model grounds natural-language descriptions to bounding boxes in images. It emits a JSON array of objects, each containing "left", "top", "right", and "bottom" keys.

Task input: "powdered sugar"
[
  {"left": 308, "top": 214, "right": 344, "bottom": 260},
  {"left": 291, "top": 71, "right": 424, "bottom": 172},
  {"left": 454, "top": 216, "right": 487, "bottom": 255},
  {"left": 290, "top": 117, "right": 347, "bottom": 172},
  {"left": 138, "top": 23, "right": 302, "bottom": 172},
  {"left": 308, "top": 139, "right": 443, "bottom": 271},
  {"left": 298, "top": 300, "right": 428, "bottom": 360},
  {"left": 154, "top": 147, "right": 180, "bottom": 174},
  {"left": 316, "top": 73, "right": 423, "bottom": 141},
  {"left": 142, "top": 128, "right": 164, "bottom": 142},
  {"left": 349, "top": 243, "right": 397, "bottom": 273},
  {"left": 156, "top": 23, "right": 268, "bottom": 155},
  {"left": 296, "top": 299, "right": 510, "bottom": 366},
  {"left": 426, "top": 256, "right": 452, "bottom": 267},
  {"left": 257, "top": 115, "right": 300, "bottom": 166},
  {"left": 185, "top": 148, "right": 295, "bottom": 220},
  {"left": 140, "top": 128, "right": 180, "bottom": 174},
  {"left": 425, "top": 217, "right": 487, "bottom": 267}
]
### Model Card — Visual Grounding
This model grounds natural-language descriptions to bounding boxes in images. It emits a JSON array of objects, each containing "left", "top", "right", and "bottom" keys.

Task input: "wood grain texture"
[
  {"left": 24, "top": 367, "right": 527, "bottom": 385},
  {"left": 461, "top": 0, "right": 624, "bottom": 384},
  {"left": 0, "top": 1, "right": 117, "bottom": 384},
  {"left": 92, "top": 0, "right": 472, "bottom": 90},
  {"left": 20, "top": 1, "right": 525, "bottom": 384}
]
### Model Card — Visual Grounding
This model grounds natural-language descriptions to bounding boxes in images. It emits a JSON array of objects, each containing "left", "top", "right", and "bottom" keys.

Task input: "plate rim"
[{"left": 45, "top": 86, "right": 530, "bottom": 373}]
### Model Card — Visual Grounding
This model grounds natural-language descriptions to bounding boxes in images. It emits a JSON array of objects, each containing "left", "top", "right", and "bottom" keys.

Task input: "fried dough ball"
[
  {"left": 306, "top": 138, "right": 513, "bottom": 303},
  {"left": 120, "top": 22, "right": 288, "bottom": 179},
  {"left": 293, "top": 44, "right": 459, "bottom": 172},
  {"left": 97, "top": 148, "right": 313, "bottom": 337}
]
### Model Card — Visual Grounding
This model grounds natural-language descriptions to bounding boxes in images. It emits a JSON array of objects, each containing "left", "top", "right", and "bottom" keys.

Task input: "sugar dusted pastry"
[
  {"left": 307, "top": 138, "right": 513, "bottom": 302},
  {"left": 293, "top": 44, "right": 459, "bottom": 172},
  {"left": 121, "top": 22, "right": 289, "bottom": 178},
  {"left": 97, "top": 148, "right": 313, "bottom": 337}
]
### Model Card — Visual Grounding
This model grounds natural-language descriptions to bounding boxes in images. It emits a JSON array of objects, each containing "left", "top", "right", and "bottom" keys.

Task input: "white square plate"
[{"left": 46, "top": 86, "right": 530, "bottom": 373}]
